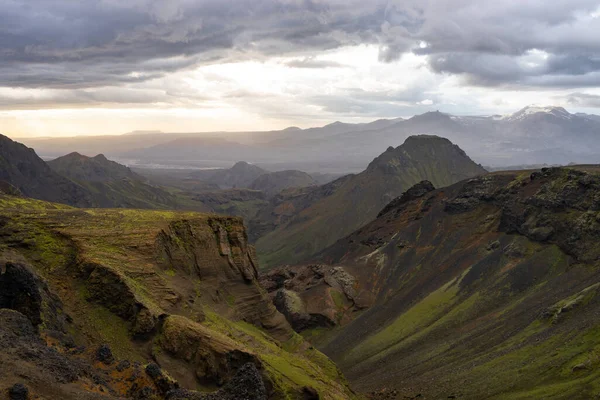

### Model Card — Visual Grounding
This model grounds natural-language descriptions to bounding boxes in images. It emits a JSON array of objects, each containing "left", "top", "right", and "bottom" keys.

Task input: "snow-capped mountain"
[{"left": 501, "top": 106, "right": 574, "bottom": 122}]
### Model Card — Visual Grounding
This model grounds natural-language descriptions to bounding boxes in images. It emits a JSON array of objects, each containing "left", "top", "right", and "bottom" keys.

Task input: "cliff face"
[{"left": 0, "top": 197, "right": 356, "bottom": 399}]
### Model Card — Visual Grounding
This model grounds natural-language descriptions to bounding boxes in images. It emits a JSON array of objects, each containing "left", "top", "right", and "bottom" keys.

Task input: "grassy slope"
[{"left": 0, "top": 195, "right": 357, "bottom": 399}]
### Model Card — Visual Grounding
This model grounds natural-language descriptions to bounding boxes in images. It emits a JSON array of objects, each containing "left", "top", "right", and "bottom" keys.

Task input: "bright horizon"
[{"left": 3, "top": 1, "right": 600, "bottom": 137}]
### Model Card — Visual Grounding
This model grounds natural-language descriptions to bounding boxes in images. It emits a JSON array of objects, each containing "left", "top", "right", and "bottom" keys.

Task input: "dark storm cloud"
[
  {"left": 1, "top": 0, "right": 600, "bottom": 96},
  {"left": 0, "top": 0, "right": 386, "bottom": 89}
]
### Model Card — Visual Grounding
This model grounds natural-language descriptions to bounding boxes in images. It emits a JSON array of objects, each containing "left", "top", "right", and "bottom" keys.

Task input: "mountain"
[
  {"left": 262, "top": 165, "right": 600, "bottom": 398},
  {"left": 19, "top": 105, "right": 600, "bottom": 174},
  {"left": 47, "top": 152, "right": 181, "bottom": 209},
  {"left": 0, "top": 195, "right": 356, "bottom": 399},
  {"left": 201, "top": 161, "right": 268, "bottom": 189},
  {"left": 124, "top": 137, "right": 256, "bottom": 163},
  {"left": 575, "top": 112, "right": 600, "bottom": 122},
  {"left": 0, "top": 134, "right": 93, "bottom": 207},
  {"left": 249, "top": 170, "right": 317, "bottom": 197},
  {"left": 501, "top": 105, "right": 573, "bottom": 122},
  {"left": 253, "top": 135, "right": 486, "bottom": 268}
]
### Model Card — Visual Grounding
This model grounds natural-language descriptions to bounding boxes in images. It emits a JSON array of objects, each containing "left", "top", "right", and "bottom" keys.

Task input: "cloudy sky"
[{"left": 2, "top": 0, "right": 600, "bottom": 137}]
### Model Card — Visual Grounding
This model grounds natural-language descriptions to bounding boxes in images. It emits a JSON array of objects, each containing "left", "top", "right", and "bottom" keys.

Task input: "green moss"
[
  {"left": 165, "top": 269, "right": 176, "bottom": 277},
  {"left": 225, "top": 293, "right": 236, "bottom": 307},
  {"left": 331, "top": 290, "right": 346, "bottom": 309},
  {"left": 203, "top": 311, "right": 357, "bottom": 399},
  {"left": 347, "top": 274, "right": 461, "bottom": 364},
  {"left": 85, "top": 303, "right": 141, "bottom": 361}
]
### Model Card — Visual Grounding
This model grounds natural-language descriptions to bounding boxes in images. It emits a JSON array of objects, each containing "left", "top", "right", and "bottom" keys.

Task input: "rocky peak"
[{"left": 367, "top": 135, "right": 481, "bottom": 178}]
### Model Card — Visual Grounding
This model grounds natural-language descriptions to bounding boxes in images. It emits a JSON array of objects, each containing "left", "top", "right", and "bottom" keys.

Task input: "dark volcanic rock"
[
  {"left": 302, "top": 386, "right": 320, "bottom": 399},
  {"left": 0, "top": 262, "right": 43, "bottom": 327},
  {"left": 0, "top": 261, "right": 68, "bottom": 334},
  {"left": 145, "top": 363, "right": 179, "bottom": 394},
  {"left": 166, "top": 362, "right": 267, "bottom": 400},
  {"left": 8, "top": 383, "right": 29, "bottom": 400},
  {"left": 96, "top": 344, "right": 114, "bottom": 365}
]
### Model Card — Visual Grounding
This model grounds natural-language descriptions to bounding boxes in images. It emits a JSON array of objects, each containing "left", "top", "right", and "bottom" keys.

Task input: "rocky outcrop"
[
  {"left": 155, "top": 315, "right": 259, "bottom": 388},
  {"left": 0, "top": 261, "right": 68, "bottom": 334},
  {"left": 167, "top": 363, "right": 267, "bottom": 400},
  {"left": 154, "top": 217, "right": 291, "bottom": 340},
  {"left": 260, "top": 264, "right": 363, "bottom": 332},
  {"left": 378, "top": 180, "right": 435, "bottom": 217}
]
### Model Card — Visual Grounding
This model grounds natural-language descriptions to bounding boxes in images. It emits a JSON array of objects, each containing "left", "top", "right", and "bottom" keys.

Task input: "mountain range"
[{"left": 17, "top": 106, "right": 600, "bottom": 173}]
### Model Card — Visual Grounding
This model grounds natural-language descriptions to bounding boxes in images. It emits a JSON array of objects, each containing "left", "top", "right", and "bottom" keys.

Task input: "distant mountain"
[
  {"left": 17, "top": 105, "right": 600, "bottom": 173},
  {"left": 500, "top": 105, "right": 573, "bottom": 122},
  {"left": 124, "top": 137, "right": 255, "bottom": 163},
  {"left": 0, "top": 134, "right": 93, "bottom": 206},
  {"left": 575, "top": 112, "right": 600, "bottom": 122},
  {"left": 204, "top": 161, "right": 267, "bottom": 189},
  {"left": 48, "top": 153, "right": 137, "bottom": 182},
  {"left": 253, "top": 135, "right": 486, "bottom": 268},
  {"left": 48, "top": 152, "right": 179, "bottom": 209},
  {"left": 122, "top": 130, "right": 164, "bottom": 136},
  {"left": 249, "top": 170, "right": 316, "bottom": 197}
]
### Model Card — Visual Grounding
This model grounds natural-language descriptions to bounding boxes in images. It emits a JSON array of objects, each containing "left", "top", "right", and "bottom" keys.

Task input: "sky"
[{"left": 2, "top": 0, "right": 600, "bottom": 137}]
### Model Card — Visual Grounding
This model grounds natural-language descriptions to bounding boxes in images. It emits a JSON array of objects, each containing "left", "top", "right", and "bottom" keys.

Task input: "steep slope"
[
  {"left": 299, "top": 166, "right": 600, "bottom": 399},
  {"left": 248, "top": 174, "right": 355, "bottom": 242},
  {"left": 254, "top": 135, "right": 486, "bottom": 268},
  {"left": 250, "top": 170, "right": 317, "bottom": 197},
  {"left": 48, "top": 152, "right": 179, "bottom": 209},
  {"left": 0, "top": 196, "right": 357, "bottom": 399},
  {"left": 0, "top": 134, "right": 93, "bottom": 207}
]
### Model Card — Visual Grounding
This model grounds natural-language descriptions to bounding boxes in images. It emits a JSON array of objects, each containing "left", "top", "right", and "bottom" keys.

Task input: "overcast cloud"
[{"left": 1, "top": 0, "right": 600, "bottom": 136}]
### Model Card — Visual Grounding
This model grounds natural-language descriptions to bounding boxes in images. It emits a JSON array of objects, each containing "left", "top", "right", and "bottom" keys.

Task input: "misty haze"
[{"left": 1, "top": 1, "right": 600, "bottom": 400}]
